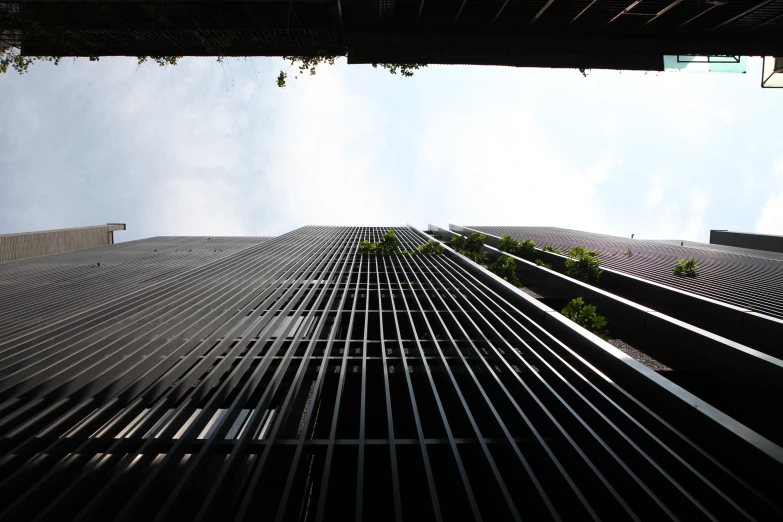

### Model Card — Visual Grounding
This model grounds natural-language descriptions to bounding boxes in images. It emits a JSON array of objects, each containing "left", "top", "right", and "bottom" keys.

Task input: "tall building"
[
  {"left": 2, "top": 0, "right": 783, "bottom": 72},
  {"left": 0, "top": 225, "right": 782, "bottom": 521},
  {"left": 0, "top": 223, "right": 126, "bottom": 263}
]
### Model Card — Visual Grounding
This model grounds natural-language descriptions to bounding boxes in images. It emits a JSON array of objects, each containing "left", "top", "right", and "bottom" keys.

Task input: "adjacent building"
[
  {"left": 0, "top": 225, "right": 781, "bottom": 521},
  {"left": 0, "top": 223, "right": 126, "bottom": 263}
]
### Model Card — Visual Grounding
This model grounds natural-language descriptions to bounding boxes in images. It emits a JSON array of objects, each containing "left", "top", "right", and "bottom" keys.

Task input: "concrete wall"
[
  {"left": 0, "top": 224, "right": 126, "bottom": 263},
  {"left": 710, "top": 229, "right": 783, "bottom": 254}
]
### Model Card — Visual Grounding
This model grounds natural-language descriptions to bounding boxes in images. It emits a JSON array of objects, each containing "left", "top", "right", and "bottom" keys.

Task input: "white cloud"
[
  {"left": 644, "top": 170, "right": 669, "bottom": 209},
  {"left": 0, "top": 56, "right": 777, "bottom": 244},
  {"left": 755, "top": 154, "right": 783, "bottom": 235},
  {"left": 146, "top": 176, "right": 251, "bottom": 236},
  {"left": 410, "top": 105, "right": 615, "bottom": 231},
  {"left": 632, "top": 189, "right": 710, "bottom": 242},
  {"left": 681, "top": 190, "right": 710, "bottom": 240},
  {"left": 247, "top": 62, "right": 400, "bottom": 230},
  {"left": 755, "top": 192, "right": 783, "bottom": 235}
]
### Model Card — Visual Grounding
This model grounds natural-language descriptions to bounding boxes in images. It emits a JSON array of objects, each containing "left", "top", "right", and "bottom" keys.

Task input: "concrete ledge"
[
  {"left": 426, "top": 224, "right": 459, "bottom": 241},
  {"left": 444, "top": 225, "right": 783, "bottom": 392},
  {"left": 742, "top": 312, "right": 783, "bottom": 353},
  {"left": 644, "top": 312, "right": 783, "bottom": 389},
  {"left": 452, "top": 225, "right": 783, "bottom": 357}
]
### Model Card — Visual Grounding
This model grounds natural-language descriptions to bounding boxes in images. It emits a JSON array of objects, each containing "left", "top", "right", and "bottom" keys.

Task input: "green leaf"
[
  {"left": 673, "top": 258, "right": 698, "bottom": 276},
  {"left": 561, "top": 297, "right": 608, "bottom": 335},
  {"left": 489, "top": 256, "right": 521, "bottom": 287},
  {"left": 498, "top": 235, "right": 536, "bottom": 260},
  {"left": 534, "top": 258, "right": 552, "bottom": 269},
  {"left": 564, "top": 246, "right": 602, "bottom": 283},
  {"left": 417, "top": 240, "right": 444, "bottom": 256}
]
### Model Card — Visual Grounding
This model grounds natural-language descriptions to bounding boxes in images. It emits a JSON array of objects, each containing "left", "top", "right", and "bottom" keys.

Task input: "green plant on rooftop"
[
  {"left": 564, "top": 246, "right": 602, "bottom": 283},
  {"left": 359, "top": 231, "right": 443, "bottom": 256},
  {"left": 534, "top": 258, "right": 552, "bottom": 269},
  {"left": 451, "top": 233, "right": 487, "bottom": 263},
  {"left": 541, "top": 245, "right": 563, "bottom": 255},
  {"left": 498, "top": 235, "right": 537, "bottom": 260},
  {"left": 358, "top": 241, "right": 376, "bottom": 255},
  {"left": 673, "top": 258, "right": 699, "bottom": 277},
  {"left": 561, "top": 297, "right": 608, "bottom": 336},
  {"left": 490, "top": 256, "right": 522, "bottom": 287},
  {"left": 358, "top": 230, "right": 401, "bottom": 255},
  {"left": 417, "top": 240, "right": 444, "bottom": 256}
]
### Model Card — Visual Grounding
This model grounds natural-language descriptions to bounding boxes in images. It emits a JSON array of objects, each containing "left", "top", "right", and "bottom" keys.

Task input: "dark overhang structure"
[
  {"left": 711, "top": 229, "right": 783, "bottom": 254},
  {"left": 2, "top": 0, "right": 783, "bottom": 71},
  {"left": 0, "top": 226, "right": 782, "bottom": 521}
]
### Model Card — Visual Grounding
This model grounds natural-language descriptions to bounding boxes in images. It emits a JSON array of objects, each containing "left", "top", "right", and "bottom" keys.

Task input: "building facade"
[
  {"left": 0, "top": 223, "right": 126, "bottom": 263},
  {"left": 0, "top": 225, "right": 782, "bottom": 521}
]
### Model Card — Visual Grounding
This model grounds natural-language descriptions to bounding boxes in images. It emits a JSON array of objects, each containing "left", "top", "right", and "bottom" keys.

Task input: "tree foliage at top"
[
  {"left": 1, "top": 48, "right": 426, "bottom": 85},
  {"left": 277, "top": 55, "right": 338, "bottom": 87},
  {"left": 277, "top": 56, "right": 426, "bottom": 87},
  {"left": 1, "top": 47, "right": 182, "bottom": 74},
  {"left": 1, "top": 48, "right": 60, "bottom": 74},
  {"left": 371, "top": 63, "right": 427, "bottom": 77},
  {"left": 137, "top": 56, "right": 182, "bottom": 67}
]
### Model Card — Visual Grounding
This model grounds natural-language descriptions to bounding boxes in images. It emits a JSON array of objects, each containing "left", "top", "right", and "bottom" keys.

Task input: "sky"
[{"left": 1, "top": 55, "right": 782, "bottom": 243}]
